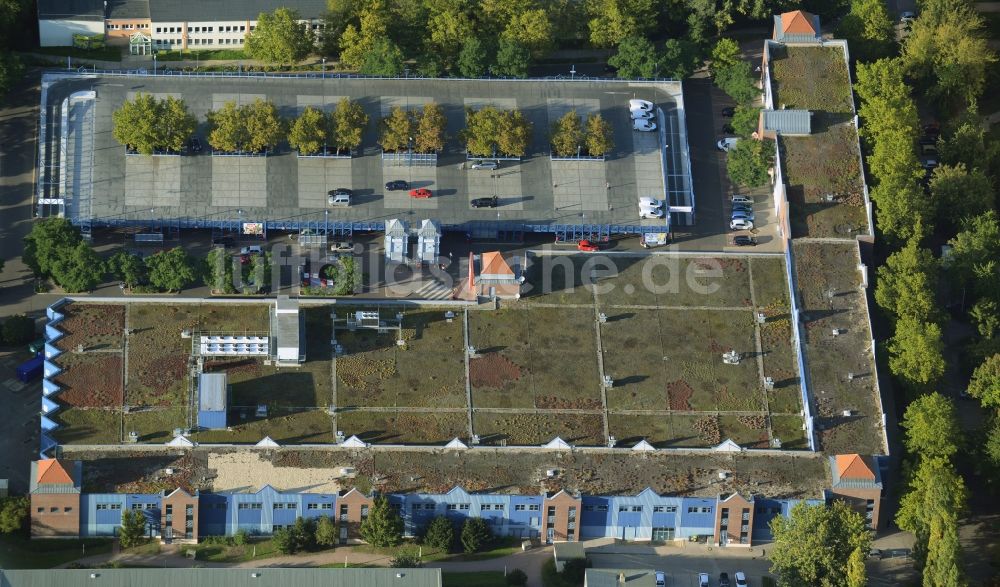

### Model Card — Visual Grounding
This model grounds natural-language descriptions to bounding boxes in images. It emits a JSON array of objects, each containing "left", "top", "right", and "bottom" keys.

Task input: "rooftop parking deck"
[{"left": 40, "top": 73, "right": 693, "bottom": 234}]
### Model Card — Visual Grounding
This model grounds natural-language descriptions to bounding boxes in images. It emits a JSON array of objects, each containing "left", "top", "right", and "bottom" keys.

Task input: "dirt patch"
[
  {"left": 469, "top": 352, "right": 522, "bottom": 388},
  {"left": 666, "top": 379, "right": 693, "bottom": 411},
  {"left": 131, "top": 352, "right": 188, "bottom": 406},
  {"left": 54, "top": 355, "right": 124, "bottom": 408},
  {"left": 738, "top": 414, "right": 767, "bottom": 429},
  {"left": 694, "top": 416, "right": 721, "bottom": 444},
  {"left": 209, "top": 451, "right": 343, "bottom": 493},
  {"left": 55, "top": 304, "right": 125, "bottom": 351}
]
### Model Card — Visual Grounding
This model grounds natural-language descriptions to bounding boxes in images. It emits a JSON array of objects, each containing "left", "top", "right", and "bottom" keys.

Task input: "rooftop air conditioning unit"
[{"left": 546, "top": 469, "right": 558, "bottom": 478}]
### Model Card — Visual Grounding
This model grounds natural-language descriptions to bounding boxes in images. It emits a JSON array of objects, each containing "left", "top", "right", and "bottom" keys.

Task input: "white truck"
[{"left": 640, "top": 232, "right": 670, "bottom": 248}]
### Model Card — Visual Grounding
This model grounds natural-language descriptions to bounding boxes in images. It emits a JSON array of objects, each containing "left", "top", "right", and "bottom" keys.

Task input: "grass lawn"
[
  {"left": 194, "top": 537, "right": 287, "bottom": 562},
  {"left": 522, "top": 254, "right": 595, "bottom": 304},
  {"left": 336, "top": 310, "right": 466, "bottom": 408},
  {"left": 190, "top": 408, "right": 334, "bottom": 444},
  {"left": 598, "top": 257, "right": 753, "bottom": 308},
  {"left": 338, "top": 410, "right": 468, "bottom": 444},
  {"left": 0, "top": 534, "right": 112, "bottom": 569},
  {"left": 770, "top": 415, "right": 808, "bottom": 449},
  {"left": 155, "top": 49, "right": 248, "bottom": 61},
  {"left": 127, "top": 304, "right": 199, "bottom": 407},
  {"left": 443, "top": 572, "right": 507, "bottom": 587},
  {"left": 770, "top": 45, "right": 854, "bottom": 114},
  {"left": 33, "top": 45, "right": 122, "bottom": 61},
  {"left": 749, "top": 257, "right": 790, "bottom": 310},
  {"left": 782, "top": 124, "right": 868, "bottom": 238},
  {"left": 473, "top": 411, "right": 603, "bottom": 446},
  {"left": 124, "top": 407, "right": 186, "bottom": 443},
  {"left": 52, "top": 408, "right": 121, "bottom": 444}
]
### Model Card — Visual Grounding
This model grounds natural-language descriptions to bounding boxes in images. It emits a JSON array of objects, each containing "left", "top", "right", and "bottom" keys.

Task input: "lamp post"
[
  {"left": 153, "top": 53, "right": 157, "bottom": 74},
  {"left": 570, "top": 65, "right": 576, "bottom": 80},
  {"left": 322, "top": 57, "right": 326, "bottom": 78}
]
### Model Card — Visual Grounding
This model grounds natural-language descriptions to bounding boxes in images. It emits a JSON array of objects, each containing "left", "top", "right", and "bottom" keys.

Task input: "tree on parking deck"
[
  {"left": 245, "top": 8, "right": 314, "bottom": 64},
  {"left": 464, "top": 106, "right": 501, "bottom": 156},
  {"left": 207, "top": 101, "right": 250, "bottom": 153},
  {"left": 457, "top": 37, "right": 490, "bottom": 78},
  {"left": 332, "top": 98, "right": 368, "bottom": 154},
  {"left": 551, "top": 110, "right": 584, "bottom": 157},
  {"left": 726, "top": 139, "right": 773, "bottom": 187},
  {"left": 492, "top": 38, "right": 530, "bottom": 78},
  {"left": 607, "top": 35, "right": 660, "bottom": 79},
  {"left": 497, "top": 110, "right": 532, "bottom": 158},
  {"left": 380, "top": 106, "right": 415, "bottom": 152},
  {"left": 112, "top": 94, "right": 195, "bottom": 155},
  {"left": 415, "top": 103, "right": 446, "bottom": 153},
  {"left": 713, "top": 61, "right": 758, "bottom": 104},
  {"left": 243, "top": 99, "right": 285, "bottom": 153},
  {"left": 887, "top": 316, "right": 946, "bottom": 391},
  {"left": 146, "top": 247, "right": 198, "bottom": 293},
  {"left": 585, "top": 113, "right": 614, "bottom": 157},
  {"left": 359, "top": 497, "right": 403, "bottom": 547},
  {"left": 288, "top": 105, "right": 329, "bottom": 155},
  {"left": 769, "top": 500, "right": 871, "bottom": 587}
]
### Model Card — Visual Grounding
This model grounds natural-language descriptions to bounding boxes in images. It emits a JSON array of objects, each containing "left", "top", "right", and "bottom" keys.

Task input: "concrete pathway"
[{"left": 975, "top": 1, "right": 1000, "bottom": 11}]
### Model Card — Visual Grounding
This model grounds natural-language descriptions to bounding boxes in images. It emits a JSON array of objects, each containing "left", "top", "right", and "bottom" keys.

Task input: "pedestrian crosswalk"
[{"left": 409, "top": 279, "right": 454, "bottom": 300}]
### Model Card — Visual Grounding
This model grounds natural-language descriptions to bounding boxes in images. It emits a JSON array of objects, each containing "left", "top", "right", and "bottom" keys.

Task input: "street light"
[
  {"left": 322, "top": 58, "right": 326, "bottom": 78},
  {"left": 153, "top": 53, "right": 157, "bottom": 74}
]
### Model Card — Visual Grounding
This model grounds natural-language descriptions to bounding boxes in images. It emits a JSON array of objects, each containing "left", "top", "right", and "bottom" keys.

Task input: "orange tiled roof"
[
  {"left": 37, "top": 459, "right": 73, "bottom": 485},
  {"left": 480, "top": 252, "right": 514, "bottom": 276},
  {"left": 836, "top": 454, "right": 875, "bottom": 481},
  {"left": 780, "top": 10, "right": 818, "bottom": 34}
]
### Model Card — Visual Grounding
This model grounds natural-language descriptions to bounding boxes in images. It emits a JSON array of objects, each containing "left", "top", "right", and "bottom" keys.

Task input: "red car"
[
  {"left": 577, "top": 240, "right": 599, "bottom": 252},
  {"left": 409, "top": 188, "right": 433, "bottom": 199}
]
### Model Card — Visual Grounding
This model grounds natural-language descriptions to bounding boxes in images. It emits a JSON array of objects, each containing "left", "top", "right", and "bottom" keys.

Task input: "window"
[
  {"left": 528, "top": 505, "right": 540, "bottom": 511},
  {"left": 132, "top": 504, "right": 143, "bottom": 510},
  {"left": 702, "top": 507, "right": 712, "bottom": 513},
  {"left": 447, "top": 504, "right": 457, "bottom": 511},
  {"left": 238, "top": 504, "right": 250, "bottom": 510},
  {"left": 687, "top": 507, "right": 697, "bottom": 513},
  {"left": 64, "top": 507, "right": 72, "bottom": 512},
  {"left": 321, "top": 503, "right": 332, "bottom": 510},
  {"left": 631, "top": 506, "right": 642, "bottom": 512},
  {"left": 307, "top": 504, "right": 318, "bottom": 510},
  {"left": 274, "top": 504, "right": 284, "bottom": 509},
  {"left": 653, "top": 506, "right": 664, "bottom": 513},
  {"left": 145, "top": 503, "right": 156, "bottom": 510},
  {"left": 619, "top": 506, "right": 628, "bottom": 513},
  {"left": 482, "top": 504, "right": 492, "bottom": 511},
  {"left": 240, "top": 25, "right": 246, "bottom": 31},
  {"left": 584, "top": 505, "right": 594, "bottom": 512},
  {"left": 360, "top": 505, "right": 369, "bottom": 519},
  {"left": 252, "top": 503, "right": 262, "bottom": 510},
  {"left": 459, "top": 504, "right": 470, "bottom": 510},
  {"left": 652, "top": 527, "right": 675, "bottom": 541},
  {"left": 495, "top": 504, "right": 504, "bottom": 511},
  {"left": 36, "top": 507, "right": 43, "bottom": 513},
  {"left": 597, "top": 505, "right": 608, "bottom": 512},
  {"left": 424, "top": 504, "right": 436, "bottom": 510},
  {"left": 50, "top": 507, "right": 58, "bottom": 513},
  {"left": 515, "top": 505, "right": 525, "bottom": 512},
  {"left": 156, "top": 27, "right": 162, "bottom": 33},
  {"left": 166, "top": 505, "right": 173, "bottom": 514},
  {"left": 110, "top": 504, "right": 122, "bottom": 510}
]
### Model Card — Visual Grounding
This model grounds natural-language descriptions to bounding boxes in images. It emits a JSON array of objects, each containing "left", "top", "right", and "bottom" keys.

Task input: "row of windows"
[
  {"left": 154, "top": 25, "right": 256, "bottom": 34},
  {"left": 237, "top": 503, "right": 263, "bottom": 510},
  {"left": 306, "top": 503, "right": 333, "bottom": 510},
  {"left": 154, "top": 38, "right": 244, "bottom": 47},
  {"left": 95, "top": 504, "right": 122, "bottom": 511},
  {"left": 130, "top": 503, "right": 157, "bottom": 510},
  {"left": 37, "top": 506, "right": 72, "bottom": 513},
  {"left": 108, "top": 23, "right": 147, "bottom": 30},
  {"left": 583, "top": 505, "right": 680, "bottom": 513}
]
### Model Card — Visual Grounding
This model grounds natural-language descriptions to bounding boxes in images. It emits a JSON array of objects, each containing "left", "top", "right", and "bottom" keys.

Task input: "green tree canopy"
[
  {"left": 118, "top": 510, "right": 148, "bottom": 549},
  {"left": 460, "top": 517, "right": 493, "bottom": 553},
  {"left": 1, "top": 315, "right": 35, "bottom": 346},
  {"left": 428, "top": 7, "right": 475, "bottom": 66},
  {"left": 493, "top": 38, "right": 530, "bottom": 78},
  {"left": 969, "top": 354, "right": 1000, "bottom": 409},
  {"left": 714, "top": 61, "right": 758, "bottom": 104},
  {"left": 458, "top": 36, "right": 490, "bottom": 78},
  {"left": 359, "top": 497, "right": 404, "bottom": 547},
  {"left": 835, "top": 0, "right": 894, "bottom": 62},
  {"left": 465, "top": 106, "right": 501, "bottom": 156},
  {"left": 887, "top": 317, "right": 946, "bottom": 391},
  {"left": 940, "top": 120, "right": 992, "bottom": 172},
  {"left": 423, "top": 515, "right": 455, "bottom": 551},
  {"left": 0, "top": 51, "right": 23, "bottom": 98},
  {"left": 769, "top": 500, "right": 872, "bottom": 587},
  {"left": 726, "top": 139, "right": 773, "bottom": 187},
  {"left": 243, "top": 99, "right": 285, "bottom": 153},
  {"left": 731, "top": 105, "right": 760, "bottom": 138},
  {"left": 288, "top": 106, "right": 329, "bottom": 155},
  {"left": 874, "top": 237, "right": 940, "bottom": 322},
  {"left": 380, "top": 106, "right": 415, "bottom": 152},
  {"left": 207, "top": 101, "right": 250, "bottom": 153},
  {"left": 496, "top": 109, "right": 532, "bottom": 157},
  {"left": 585, "top": 0, "right": 656, "bottom": 47},
  {"left": 608, "top": 34, "right": 660, "bottom": 79},
  {"left": 896, "top": 457, "right": 968, "bottom": 568},
  {"left": 415, "top": 102, "right": 446, "bottom": 153},
  {"left": 585, "top": 113, "right": 614, "bottom": 157},
  {"left": 502, "top": 8, "right": 553, "bottom": 54},
  {"left": 0, "top": 497, "right": 28, "bottom": 534},
  {"left": 710, "top": 38, "right": 743, "bottom": 75},
  {"left": 551, "top": 110, "right": 585, "bottom": 157},
  {"left": 315, "top": 515, "right": 337, "bottom": 546},
  {"left": 924, "top": 512, "right": 964, "bottom": 587},
  {"left": 948, "top": 211, "right": 1000, "bottom": 294},
  {"left": 969, "top": 298, "right": 1000, "bottom": 339},
  {"left": 245, "top": 8, "right": 314, "bottom": 63},
  {"left": 112, "top": 94, "right": 195, "bottom": 155},
  {"left": 929, "top": 163, "right": 995, "bottom": 225},
  {"left": 333, "top": 98, "right": 368, "bottom": 153},
  {"left": 273, "top": 527, "right": 297, "bottom": 554},
  {"left": 361, "top": 37, "right": 405, "bottom": 76},
  {"left": 146, "top": 247, "right": 198, "bottom": 292},
  {"left": 22, "top": 218, "right": 82, "bottom": 278},
  {"left": 901, "top": 392, "right": 962, "bottom": 459},
  {"left": 339, "top": 8, "right": 390, "bottom": 70},
  {"left": 660, "top": 38, "right": 702, "bottom": 79},
  {"left": 107, "top": 250, "right": 147, "bottom": 289},
  {"left": 49, "top": 242, "right": 103, "bottom": 293}
]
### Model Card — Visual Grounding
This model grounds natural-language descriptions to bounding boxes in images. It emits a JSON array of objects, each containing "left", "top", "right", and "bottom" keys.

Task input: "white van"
[
  {"left": 731, "top": 194, "right": 753, "bottom": 205},
  {"left": 328, "top": 193, "right": 351, "bottom": 206}
]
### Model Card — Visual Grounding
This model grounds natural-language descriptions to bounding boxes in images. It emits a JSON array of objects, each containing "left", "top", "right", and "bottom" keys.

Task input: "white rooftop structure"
[
  {"left": 198, "top": 335, "right": 269, "bottom": 356},
  {"left": 272, "top": 296, "right": 303, "bottom": 365}
]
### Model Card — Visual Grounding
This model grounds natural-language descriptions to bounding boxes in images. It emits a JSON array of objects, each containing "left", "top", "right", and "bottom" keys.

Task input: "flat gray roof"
[
  {"left": 148, "top": 0, "right": 327, "bottom": 22},
  {"left": 38, "top": 0, "right": 103, "bottom": 20},
  {"left": 0, "top": 569, "right": 442, "bottom": 587},
  {"left": 107, "top": 0, "right": 150, "bottom": 20},
  {"left": 198, "top": 373, "right": 227, "bottom": 412},
  {"left": 763, "top": 109, "right": 811, "bottom": 135},
  {"left": 41, "top": 74, "right": 691, "bottom": 232}
]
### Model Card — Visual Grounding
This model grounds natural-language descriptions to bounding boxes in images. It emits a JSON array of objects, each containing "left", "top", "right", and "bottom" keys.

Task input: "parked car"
[
  {"left": 699, "top": 573, "right": 710, "bottom": 587},
  {"left": 721, "top": 106, "right": 736, "bottom": 118},
  {"left": 239, "top": 246, "right": 262, "bottom": 255},
  {"left": 470, "top": 160, "right": 499, "bottom": 170},
  {"left": 719, "top": 572, "right": 731, "bottom": 587},
  {"left": 188, "top": 137, "right": 202, "bottom": 153},
  {"left": 654, "top": 571, "right": 666, "bottom": 587},
  {"left": 730, "top": 218, "right": 754, "bottom": 231},
  {"left": 639, "top": 197, "right": 665, "bottom": 208},
  {"left": 385, "top": 180, "right": 409, "bottom": 191},
  {"left": 640, "top": 206, "right": 665, "bottom": 219},
  {"left": 734, "top": 571, "right": 748, "bottom": 587},
  {"left": 732, "top": 209, "right": 755, "bottom": 222},
  {"left": 409, "top": 188, "right": 433, "bottom": 199},
  {"left": 633, "top": 119, "right": 657, "bottom": 132},
  {"left": 923, "top": 122, "right": 941, "bottom": 137},
  {"left": 900, "top": 11, "right": 916, "bottom": 26},
  {"left": 717, "top": 137, "right": 739, "bottom": 152},
  {"left": 732, "top": 203, "right": 753, "bottom": 213},
  {"left": 328, "top": 188, "right": 353, "bottom": 206},
  {"left": 731, "top": 194, "right": 753, "bottom": 205},
  {"left": 577, "top": 239, "right": 599, "bottom": 252},
  {"left": 330, "top": 241, "right": 354, "bottom": 252},
  {"left": 733, "top": 235, "right": 757, "bottom": 246},
  {"left": 631, "top": 109, "right": 655, "bottom": 120},
  {"left": 919, "top": 135, "right": 937, "bottom": 146},
  {"left": 471, "top": 196, "right": 499, "bottom": 208},
  {"left": 629, "top": 99, "right": 654, "bottom": 112}
]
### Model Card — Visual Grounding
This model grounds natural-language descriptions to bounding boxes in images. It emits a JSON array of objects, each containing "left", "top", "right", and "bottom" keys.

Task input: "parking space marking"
[
  {"left": 552, "top": 161, "right": 607, "bottom": 212},
  {"left": 466, "top": 168, "right": 524, "bottom": 210},
  {"left": 384, "top": 166, "right": 438, "bottom": 210},
  {"left": 212, "top": 93, "right": 266, "bottom": 109},
  {"left": 297, "top": 158, "right": 353, "bottom": 209},
  {"left": 295, "top": 94, "right": 346, "bottom": 113},
  {"left": 212, "top": 157, "right": 268, "bottom": 208},
  {"left": 125, "top": 156, "right": 182, "bottom": 207},
  {"left": 380, "top": 95, "right": 432, "bottom": 117}
]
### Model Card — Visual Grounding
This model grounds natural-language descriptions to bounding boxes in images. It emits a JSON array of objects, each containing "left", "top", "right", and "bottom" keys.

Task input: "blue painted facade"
[
  {"left": 199, "top": 485, "right": 336, "bottom": 536},
  {"left": 81, "top": 493, "right": 161, "bottom": 537},
  {"left": 388, "top": 488, "right": 545, "bottom": 540}
]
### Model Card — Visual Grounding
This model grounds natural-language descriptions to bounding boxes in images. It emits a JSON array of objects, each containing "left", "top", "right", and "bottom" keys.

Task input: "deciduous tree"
[
  {"left": 502, "top": 9, "right": 553, "bottom": 53},
  {"left": 0, "top": 497, "right": 28, "bottom": 533},
  {"left": 315, "top": 515, "right": 337, "bottom": 546},
  {"left": 458, "top": 37, "right": 490, "bottom": 78},
  {"left": 415, "top": 102, "right": 446, "bottom": 153},
  {"left": 22, "top": 218, "right": 84, "bottom": 278},
  {"left": 969, "top": 354, "right": 1000, "bottom": 409},
  {"left": 339, "top": 8, "right": 389, "bottom": 70},
  {"left": 243, "top": 99, "right": 284, "bottom": 153},
  {"left": 585, "top": 0, "right": 656, "bottom": 47},
  {"left": 288, "top": 105, "right": 329, "bottom": 155},
  {"left": 107, "top": 250, "right": 147, "bottom": 289},
  {"left": 551, "top": 110, "right": 584, "bottom": 157},
  {"left": 497, "top": 110, "right": 532, "bottom": 157},
  {"left": 660, "top": 38, "right": 701, "bottom": 79},
  {"left": 731, "top": 106, "right": 759, "bottom": 138},
  {"left": 585, "top": 113, "right": 614, "bottom": 157},
  {"left": 887, "top": 317, "right": 946, "bottom": 391},
  {"left": 146, "top": 247, "right": 197, "bottom": 292},
  {"left": 112, "top": 94, "right": 195, "bottom": 155},
  {"left": 464, "top": 106, "right": 501, "bottom": 156},
  {"left": 333, "top": 98, "right": 368, "bottom": 153},
  {"left": 929, "top": 164, "right": 995, "bottom": 225},
  {"left": 1, "top": 315, "right": 35, "bottom": 346},
  {"left": 874, "top": 238, "right": 940, "bottom": 322},
  {"left": 118, "top": 510, "right": 148, "bottom": 549},
  {"left": 836, "top": 0, "right": 894, "bottom": 62},
  {"left": 361, "top": 37, "right": 404, "bottom": 76},
  {"left": 245, "top": 8, "right": 314, "bottom": 64},
  {"left": 710, "top": 38, "right": 743, "bottom": 75},
  {"left": 969, "top": 298, "right": 1000, "bottom": 339},
  {"left": 897, "top": 457, "right": 968, "bottom": 568},
  {"left": 493, "top": 38, "right": 530, "bottom": 78},
  {"left": 49, "top": 242, "right": 103, "bottom": 293},
  {"left": 940, "top": 120, "right": 991, "bottom": 172},
  {"left": 769, "top": 501, "right": 871, "bottom": 587},
  {"left": 924, "top": 512, "right": 964, "bottom": 587},
  {"left": 713, "top": 61, "right": 758, "bottom": 104},
  {"left": 208, "top": 101, "right": 250, "bottom": 153},
  {"left": 726, "top": 139, "right": 773, "bottom": 187},
  {"left": 380, "top": 106, "right": 414, "bottom": 152},
  {"left": 948, "top": 211, "right": 1000, "bottom": 293},
  {"left": 902, "top": 392, "right": 962, "bottom": 460},
  {"left": 608, "top": 35, "right": 660, "bottom": 79},
  {"left": 359, "top": 497, "right": 403, "bottom": 547}
]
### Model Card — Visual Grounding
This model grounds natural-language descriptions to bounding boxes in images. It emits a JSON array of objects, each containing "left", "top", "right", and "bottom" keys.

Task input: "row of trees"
[
  {"left": 463, "top": 107, "right": 533, "bottom": 158},
  {"left": 606, "top": 35, "right": 701, "bottom": 80},
  {"left": 358, "top": 497, "right": 496, "bottom": 555},
  {"left": 289, "top": 99, "right": 369, "bottom": 155},
  {"left": 379, "top": 104, "right": 446, "bottom": 153},
  {"left": 112, "top": 94, "right": 197, "bottom": 155},
  {"left": 550, "top": 110, "right": 614, "bottom": 158}
]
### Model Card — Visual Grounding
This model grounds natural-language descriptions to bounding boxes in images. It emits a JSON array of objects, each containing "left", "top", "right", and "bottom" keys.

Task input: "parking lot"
[
  {"left": 0, "top": 351, "right": 41, "bottom": 494},
  {"left": 585, "top": 541, "right": 774, "bottom": 587},
  {"left": 44, "top": 74, "right": 691, "bottom": 232}
]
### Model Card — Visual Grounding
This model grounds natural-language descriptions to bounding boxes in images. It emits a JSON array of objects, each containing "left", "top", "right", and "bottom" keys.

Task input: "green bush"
[
  {"left": 2, "top": 315, "right": 36, "bottom": 346},
  {"left": 727, "top": 139, "right": 773, "bottom": 187},
  {"left": 506, "top": 569, "right": 528, "bottom": 586}
]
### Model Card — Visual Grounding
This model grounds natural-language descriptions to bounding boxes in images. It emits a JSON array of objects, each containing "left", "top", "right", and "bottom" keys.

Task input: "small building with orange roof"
[
  {"left": 828, "top": 454, "right": 884, "bottom": 530},
  {"left": 30, "top": 459, "right": 82, "bottom": 537},
  {"left": 772, "top": 10, "right": 821, "bottom": 43},
  {"left": 453, "top": 252, "right": 524, "bottom": 301}
]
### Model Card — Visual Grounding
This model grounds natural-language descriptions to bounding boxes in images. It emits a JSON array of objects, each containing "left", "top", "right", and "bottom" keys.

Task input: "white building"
[{"left": 38, "top": 0, "right": 105, "bottom": 47}]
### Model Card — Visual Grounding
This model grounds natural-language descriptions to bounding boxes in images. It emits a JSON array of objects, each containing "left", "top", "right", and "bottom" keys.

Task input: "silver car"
[{"left": 470, "top": 160, "right": 499, "bottom": 170}]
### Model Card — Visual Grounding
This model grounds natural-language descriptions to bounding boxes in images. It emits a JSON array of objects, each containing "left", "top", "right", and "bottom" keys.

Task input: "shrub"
[
  {"left": 506, "top": 568, "right": 528, "bottom": 586},
  {"left": 460, "top": 517, "right": 492, "bottom": 554},
  {"left": 2, "top": 315, "right": 36, "bottom": 346}
]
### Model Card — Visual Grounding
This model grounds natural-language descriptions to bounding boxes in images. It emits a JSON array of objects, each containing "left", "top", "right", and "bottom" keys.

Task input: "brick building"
[{"left": 29, "top": 459, "right": 82, "bottom": 538}]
